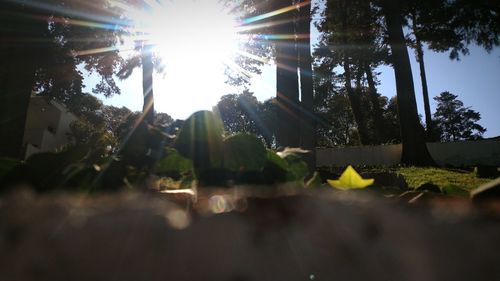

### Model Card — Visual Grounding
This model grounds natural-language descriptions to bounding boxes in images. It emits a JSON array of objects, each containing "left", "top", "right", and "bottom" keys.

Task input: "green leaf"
[
  {"left": 266, "top": 149, "right": 288, "bottom": 171},
  {"left": 175, "top": 110, "right": 224, "bottom": 169},
  {"left": 260, "top": 150, "right": 289, "bottom": 184},
  {"left": 284, "top": 154, "right": 309, "bottom": 182},
  {"left": 223, "top": 134, "right": 267, "bottom": 172},
  {"left": 154, "top": 148, "right": 193, "bottom": 175},
  {"left": 23, "top": 145, "right": 89, "bottom": 191}
]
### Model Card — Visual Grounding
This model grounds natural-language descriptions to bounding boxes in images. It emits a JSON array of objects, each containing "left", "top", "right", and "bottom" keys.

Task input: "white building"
[{"left": 23, "top": 96, "right": 78, "bottom": 159}]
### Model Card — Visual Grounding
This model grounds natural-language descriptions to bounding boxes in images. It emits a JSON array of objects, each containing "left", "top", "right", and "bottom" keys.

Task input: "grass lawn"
[{"left": 397, "top": 167, "right": 492, "bottom": 196}]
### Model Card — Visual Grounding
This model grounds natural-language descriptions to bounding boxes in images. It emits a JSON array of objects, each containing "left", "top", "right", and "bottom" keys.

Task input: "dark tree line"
[
  {"left": 214, "top": 90, "right": 277, "bottom": 147},
  {"left": 0, "top": 0, "right": 132, "bottom": 159},
  {"left": 312, "top": 0, "right": 498, "bottom": 165}
]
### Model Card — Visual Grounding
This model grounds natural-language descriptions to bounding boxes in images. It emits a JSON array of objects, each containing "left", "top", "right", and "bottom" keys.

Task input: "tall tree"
[
  {"left": 406, "top": 0, "right": 499, "bottom": 140},
  {"left": 316, "top": 0, "right": 390, "bottom": 145},
  {"left": 405, "top": 0, "right": 464, "bottom": 139},
  {"left": 272, "top": 0, "right": 301, "bottom": 147},
  {"left": 297, "top": 0, "right": 316, "bottom": 167},
  {"left": 141, "top": 43, "right": 155, "bottom": 124},
  {"left": 234, "top": 0, "right": 315, "bottom": 152},
  {"left": 378, "top": 0, "right": 435, "bottom": 165},
  {"left": 433, "top": 91, "right": 486, "bottom": 141},
  {"left": 0, "top": 1, "right": 41, "bottom": 158},
  {"left": 409, "top": 9, "right": 433, "bottom": 138}
]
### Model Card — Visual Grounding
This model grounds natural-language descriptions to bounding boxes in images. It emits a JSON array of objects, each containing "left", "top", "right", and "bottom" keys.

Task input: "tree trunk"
[
  {"left": 411, "top": 12, "right": 434, "bottom": 140},
  {"left": 0, "top": 49, "right": 37, "bottom": 159},
  {"left": 141, "top": 43, "right": 155, "bottom": 124},
  {"left": 343, "top": 54, "right": 369, "bottom": 145},
  {"left": 297, "top": 0, "right": 316, "bottom": 170},
  {"left": 275, "top": 0, "right": 300, "bottom": 148},
  {"left": 0, "top": 3, "right": 41, "bottom": 159},
  {"left": 381, "top": 0, "right": 435, "bottom": 166},
  {"left": 364, "top": 62, "right": 385, "bottom": 144}
]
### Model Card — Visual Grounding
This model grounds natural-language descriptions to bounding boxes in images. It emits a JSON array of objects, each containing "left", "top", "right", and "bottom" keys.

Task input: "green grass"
[{"left": 397, "top": 167, "right": 491, "bottom": 196}]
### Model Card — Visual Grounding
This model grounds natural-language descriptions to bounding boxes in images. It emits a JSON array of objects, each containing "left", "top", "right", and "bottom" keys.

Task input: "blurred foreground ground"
[{"left": 0, "top": 188, "right": 499, "bottom": 281}]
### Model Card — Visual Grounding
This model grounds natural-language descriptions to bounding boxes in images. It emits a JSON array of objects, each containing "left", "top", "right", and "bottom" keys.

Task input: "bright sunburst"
[
  {"left": 116, "top": 0, "right": 245, "bottom": 118},
  {"left": 101, "top": 0, "right": 306, "bottom": 118}
]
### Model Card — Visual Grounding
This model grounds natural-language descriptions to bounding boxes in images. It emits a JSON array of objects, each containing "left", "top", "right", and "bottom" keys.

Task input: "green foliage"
[
  {"left": 175, "top": 110, "right": 225, "bottom": 169},
  {"left": 154, "top": 148, "right": 193, "bottom": 177},
  {"left": 223, "top": 134, "right": 267, "bottom": 172},
  {"left": 284, "top": 154, "right": 310, "bottom": 182},
  {"left": 0, "top": 146, "right": 90, "bottom": 192},
  {"left": 172, "top": 110, "right": 309, "bottom": 186},
  {"left": 0, "top": 109, "right": 312, "bottom": 192},
  {"left": 266, "top": 150, "right": 288, "bottom": 171},
  {"left": 433, "top": 91, "right": 486, "bottom": 141},
  {"left": 215, "top": 91, "right": 277, "bottom": 148}
]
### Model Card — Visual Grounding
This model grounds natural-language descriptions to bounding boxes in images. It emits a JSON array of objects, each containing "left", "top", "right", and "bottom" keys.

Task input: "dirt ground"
[{"left": 0, "top": 188, "right": 499, "bottom": 281}]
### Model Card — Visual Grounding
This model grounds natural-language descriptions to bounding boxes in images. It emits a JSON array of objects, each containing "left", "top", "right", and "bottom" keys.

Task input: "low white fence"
[{"left": 316, "top": 139, "right": 500, "bottom": 167}]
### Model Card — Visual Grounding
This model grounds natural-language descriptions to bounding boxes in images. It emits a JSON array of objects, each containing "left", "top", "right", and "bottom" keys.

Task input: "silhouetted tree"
[
  {"left": 406, "top": 1, "right": 437, "bottom": 138},
  {"left": 405, "top": 0, "right": 499, "bottom": 140},
  {"left": 378, "top": 0, "right": 435, "bottom": 165},
  {"left": 297, "top": 0, "right": 316, "bottom": 167},
  {"left": 0, "top": 0, "right": 126, "bottom": 159},
  {"left": 315, "top": 0, "right": 389, "bottom": 145},
  {"left": 232, "top": 0, "right": 315, "bottom": 152},
  {"left": 67, "top": 94, "right": 131, "bottom": 161},
  {"left": 382, "top": 96, "right": 402, "bottom": 143},
  {"left": 433, "top": 91, "right": 486, "bottom": 142},
  {"left": 316, "top": 92, "right": 360, "bottom": 147},
  {"left": 215, "top": 90, "right": 276, "bottom": 147},
  {"left": 141, "top": 43, "right": 155, "bottom": 124},
  {"left": 216, "top": 92, "right": 260, "bottom": 135}
]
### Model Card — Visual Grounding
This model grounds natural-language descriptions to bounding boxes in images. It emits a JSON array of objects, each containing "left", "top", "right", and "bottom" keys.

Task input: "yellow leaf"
[{"left": 327, "top": 165, "right": 374, "bottom": 190}]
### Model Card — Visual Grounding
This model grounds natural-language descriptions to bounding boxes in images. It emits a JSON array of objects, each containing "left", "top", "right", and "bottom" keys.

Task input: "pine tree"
[{"left": 433, "top": 92, "right": 486, "bottom": 142}]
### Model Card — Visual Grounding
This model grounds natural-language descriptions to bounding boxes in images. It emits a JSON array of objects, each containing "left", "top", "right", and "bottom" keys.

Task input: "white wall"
[
  {"left": 23, "top": 96, "right": 78, "bottom": 159},
  {"left": 317, "top": 139, "right": 500, "bottom": 167}
]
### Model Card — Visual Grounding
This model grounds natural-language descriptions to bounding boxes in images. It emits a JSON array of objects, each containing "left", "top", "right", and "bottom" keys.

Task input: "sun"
[{"left": 119, "top": 0, "right": 245, "bottom": 119}]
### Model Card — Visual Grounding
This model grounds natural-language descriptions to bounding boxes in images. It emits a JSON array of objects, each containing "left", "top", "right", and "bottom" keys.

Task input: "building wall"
[
  {"left": 23, "top": 96, "right": 78, "bottom": 158},
  {"left": 317, "top": 139, "right": 500, "bottom": 167}
]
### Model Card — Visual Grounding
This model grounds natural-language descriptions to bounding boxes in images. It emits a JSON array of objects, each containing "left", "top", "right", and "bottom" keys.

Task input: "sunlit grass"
[{"left": 398, "top": 167, "right": 491, "bottom": 192}]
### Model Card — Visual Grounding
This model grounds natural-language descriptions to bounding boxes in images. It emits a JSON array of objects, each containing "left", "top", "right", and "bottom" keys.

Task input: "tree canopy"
[
  {"left": 312, "top": 0, "right": 498, "bottom": 165},
  {"left": 433, "top": 91, "right": 486, "bottom": 142},
  {"left": 0, "top": 0, "right": 129, "bottom": 158}
]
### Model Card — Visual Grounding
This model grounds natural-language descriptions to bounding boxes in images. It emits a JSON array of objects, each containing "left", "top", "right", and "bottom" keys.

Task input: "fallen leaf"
[{"left": 327, "top": 165, "right": 374, "bottom": 190}]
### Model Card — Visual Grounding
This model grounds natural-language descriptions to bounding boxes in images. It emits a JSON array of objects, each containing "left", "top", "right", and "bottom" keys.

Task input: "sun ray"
[
  {"left": 239, "top": 1, "right": 311, "bottom": 25},
  {"left": 222, "top": 59, "right": 253, "bottom": 81},
  {"left": 108, "top": 0, "right": 138, "bottom": 15},
  {"left": 50, "top": 17, "right": 118, "bottom": 30},
  {"left": 236, "top": 18, "right": 292, "bottom": 33},
  {"left": 7, "top": 0, "right": 129, "bottom": 26},
  {"left": 75, "top": 46, "right": 121, "bottom": 56},
  {"left": 235, "top": 50, "right": 270, "bottom": 64}
]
